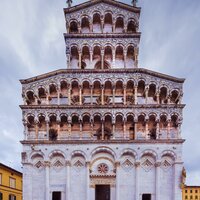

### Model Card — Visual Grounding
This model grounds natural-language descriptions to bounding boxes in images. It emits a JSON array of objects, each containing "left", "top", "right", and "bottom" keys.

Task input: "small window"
[
  {"left": 0, "top": 192, "right": 3, "bottom": 200},
  {"left": 191, "top": 190, "right": 193, "bottom": 193},
  {"left": 185, "top": 195, "right": 188, "bottom": 199},
  {"left": 195, "top": 190, "right": 198, "bottom": 193},
  {"left": 0, "top": 173, "right": 2, "bottom": 185},
  {"left": 9, "top": 178, "right": 16, "bottom": 188},
  {"left": 9, "top": 194, "right": 16, "bottom": 200},
  {"left": 52, "top": 192, "right": 61, "bottom": 200},
  {"left": 142, "top": 194, "right": 151, "bottom": 200},
  {"left": 185, "top": 190, "right": 188, "bottom": 193}
]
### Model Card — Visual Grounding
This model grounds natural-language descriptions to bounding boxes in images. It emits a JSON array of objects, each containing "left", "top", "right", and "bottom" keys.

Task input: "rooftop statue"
[
  {"left": 132, "top": 0, "right": 138, "bottom": 6},
  {"left": 66, "top": 0, "right": 73, "bottom": 8}
]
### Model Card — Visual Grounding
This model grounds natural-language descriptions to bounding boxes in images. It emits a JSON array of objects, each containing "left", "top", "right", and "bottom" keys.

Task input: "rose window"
[{"left": 97, "top": 163, "right": 109, "bottom": 174}]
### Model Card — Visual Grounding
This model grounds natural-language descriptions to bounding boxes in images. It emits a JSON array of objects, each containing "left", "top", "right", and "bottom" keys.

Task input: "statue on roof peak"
[
  {"left": 132, "top": 0, "right": 138, "bottom": 6},
  {"left": 66, "top": 0, "right": 73, "bottom": 8}
]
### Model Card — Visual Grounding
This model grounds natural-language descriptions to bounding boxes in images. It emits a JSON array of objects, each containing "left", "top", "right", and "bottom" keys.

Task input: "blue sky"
[{"left": 0, "top": 0, "right": 200, "bottom": 185}]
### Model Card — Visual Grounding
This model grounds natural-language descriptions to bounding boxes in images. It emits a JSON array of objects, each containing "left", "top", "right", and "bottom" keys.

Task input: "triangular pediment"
[{"left": 64, "top": 0, "right": 141, "bottom": 14}]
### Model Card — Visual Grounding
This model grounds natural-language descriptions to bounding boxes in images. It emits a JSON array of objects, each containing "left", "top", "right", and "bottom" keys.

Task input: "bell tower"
[{"left": 64, "top": 0, "right": 141, "bottom": 69}]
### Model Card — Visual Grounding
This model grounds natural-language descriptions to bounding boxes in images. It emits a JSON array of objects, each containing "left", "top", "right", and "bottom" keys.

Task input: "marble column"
[
  {"left": 155, "top": 161, "right": 161, "bottom": 200},
  {"left": 79, "top": 86, "right": 82, "bottom": 105},
  {"left": 101, "top": 50, "right": 104, "bottom": 69},
  {"left": 115, "top": 161, "right": 120, "bottom": 200},
  {"left": 45, "top": 161, "right": 50, "bottom": 200},
  {"left": 134, "top": 86, "right": 138, "bottom": 104},
  {"left": 46, "top": 121, "right": 50, "bottom": 140},
  {"left": 68, "top": 86, "right": 71, "bottom": 105},
  {"left": 78, "top": 51, "right": 82, "bottom": 69},
  {"left": 123, "top": 85, "right": 127, "bottom": 105},
  {"left": 135, "top": 161, "right": 140, "bottom": 200},
  {"left": 66, "top": 160, "right": 71, "bottom": 200},
  {"left": 173, "top": 162, "right": 183, "bottom": 200},
  {"left": 23, "top": 121, "right": 28, "bottom": 140},
  {"left": 86, "top": 161, "right": 90, "bottom": 200}
]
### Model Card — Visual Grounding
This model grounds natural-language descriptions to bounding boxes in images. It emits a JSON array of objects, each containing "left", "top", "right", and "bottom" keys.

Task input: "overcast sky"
[{"left": 0, "top": 0, "right": 199, "bottom": 185}]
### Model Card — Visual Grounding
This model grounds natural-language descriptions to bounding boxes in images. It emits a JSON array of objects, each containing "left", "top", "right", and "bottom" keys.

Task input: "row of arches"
[
  {"left": 25, "top": 112, "right": 181, "bottom": 141},
  {"left": 25, "top": 80, "right": 182, "bottom": 106},
  {"left": 68, "top": 13, "right": 138, "bottom": 34},
  {"left": 29, "top": 147, "right": 177, "bottom": 164},
  {"left": 70, "top": 45, "right": 136, "bottom": 69}
]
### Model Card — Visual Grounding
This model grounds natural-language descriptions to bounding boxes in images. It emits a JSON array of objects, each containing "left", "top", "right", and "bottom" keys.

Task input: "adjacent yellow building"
[
  {"left": 182, "top": 185, "right": 200, "bottom": 200},
  {"left": 0, "top": 163, "right": 22, "bottom": 200}
]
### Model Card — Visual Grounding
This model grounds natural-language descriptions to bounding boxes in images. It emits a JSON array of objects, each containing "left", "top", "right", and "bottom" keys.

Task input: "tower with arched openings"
[{"left": 20, "top": 1, "right": 185, "bottom": 200}]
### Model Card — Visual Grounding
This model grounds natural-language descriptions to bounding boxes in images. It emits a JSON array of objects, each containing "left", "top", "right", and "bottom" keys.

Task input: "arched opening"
[
  {"left": 104, "top": 13, "right": 113, "bottom": 33},
  {"left": 69, "top": 21, "right": 78, "bottom": 33},
  {"left": 103, "top": 81, "right": 112, "bottom": 105},
  {"left": 27, "top": 115, "right": 35, "bottom": 133},
  {"left": 49, "top": 115, "right": 57, "bottom": 141},
  {"left": 60, "top": 80, "right": 68, "bottom": 95},
  {"left": 126, "top": 114, "right": 135, "bottom": 139},
  {"left": 82, "top": 81, "right": 90, "bottom": 105},
  {"left": 60, "top": 80, "right": 68, "bottom": 104},
  {"left": 160, "top": 115, "right": 167, "bottom": 139},
  {"left": 38, "top": 115, "right": 46, "bottom": 132},
  {"left": 170, "top": 115, "right": 178, "bottom": 138},
  {"left": 93, "top": 46, "right": 101, "bottom": 69},
  {"left": 71, "top": 81, "right": 79, "bottom": 105},
  {"left": 126, "top": 80, "right": 135, "bottom": 105},
  {"left": 115, "top": 80, "right": 123, "bottom": 104},
  {"left": 93, "top": 115, "right": 102, "bottom": 138},
  {"left": 82, "top": 46, "right": 90, "bottom": 69},
  {"left": 115, "top": 115, "right": 123, "bottom": 137},
  {"left": 148, "top": 115, "right": 157, "bottom": 140},
  {"left": 70, "top": 46, "right": 79, "bottom": 69},
  {"left": 104, "top": 115, "right": 113, "bottom": 140},
  {"left": 38, "top": 88, "right": 46, "bottom": 105},
  {"left": 104, "top": 46, "right": 112, "bottom": 68},
  {"left": 148, "top": 84, "right": 157, "bottom": 104},
  {"left": 115, "top": 46, "right": 124, "bottom": 68},
  {"left": 82, "top": 115, "right": 91, "bottom": 132},
  {"left": 138, "top": 115, "right": 145, "bottom": 139},
  {"left": 49, "top": 84, "right": 57, "bottom": 104},
  {"left": 60, "top": 115, "right": 68, "bottom": 133},
  {"left": 71, "top": 115, "right": 80, "bottom": 132},
  {"left": 26, "top": 91, "right": 35, "bottom": 105},
  {"left": 115, "top": 17, "right": 124, "bottom": 33},
  {"left": 81, "top": 17, "right": 90, "bottom": 33},
  {"left": 160, "top": 87, "right": 168, "bottom": 104},
  {"left": 127, "top": 46, "right": 135, "bottom": 68},
  {"left": 93, "top": 81, "right": 101, "bottom": 105},
  {"left": 127, "top": 20, "right": 136, "bottom": 33},
  {"left": 171, "top": 90, "right": 179, "bottom": 104},
  {"left": 138, "top": 80, "right": 145, "bottom": 104},
  {"left": 93, "top": 13, "right": 101, "bottom": 33}
]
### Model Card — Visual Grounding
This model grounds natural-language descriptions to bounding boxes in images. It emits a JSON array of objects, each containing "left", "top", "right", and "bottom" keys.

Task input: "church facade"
[{"left": 20, "top": 1, "right": 185, "bottom": 200}]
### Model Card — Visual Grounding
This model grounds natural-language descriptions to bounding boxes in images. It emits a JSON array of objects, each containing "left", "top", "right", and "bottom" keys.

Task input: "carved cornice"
[
  {"left": 64, "top": 0, "right": 141, "bottom": 15},
  {"left": 64, "top": 33, "right": 141, "bottom": 39},
  {"left": 21, "top": 139, "right": 185, "bottom": 145},
  {"left": 20, "top": 68, "right": 185, "bottom": 85}
]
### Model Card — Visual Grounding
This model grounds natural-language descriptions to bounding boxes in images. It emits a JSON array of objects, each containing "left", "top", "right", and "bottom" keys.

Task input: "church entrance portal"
[
  {"left": 95, "top": 185, "right": 110, "bottom": 200},
  {"left": 52, "top": 191, "right": 61, "bottom": 200}
]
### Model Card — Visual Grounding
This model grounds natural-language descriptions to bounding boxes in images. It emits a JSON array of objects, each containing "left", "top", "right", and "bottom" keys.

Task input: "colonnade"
[{"left": 25, "top": 81, "right": 181, "bottom": 106}]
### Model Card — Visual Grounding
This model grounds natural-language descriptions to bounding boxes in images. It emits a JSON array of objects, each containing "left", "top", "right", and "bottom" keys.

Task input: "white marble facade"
[
  {"left": 22, "top": 143, "right": 183, "bottom": 200},
  {"left": 21, "top": 1, "right": 185, "bottom": 200}
]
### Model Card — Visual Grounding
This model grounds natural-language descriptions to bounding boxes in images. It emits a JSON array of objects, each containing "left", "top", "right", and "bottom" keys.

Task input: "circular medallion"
[{"left": 97, "top": 163, "right": 109, "bottom": 174}]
